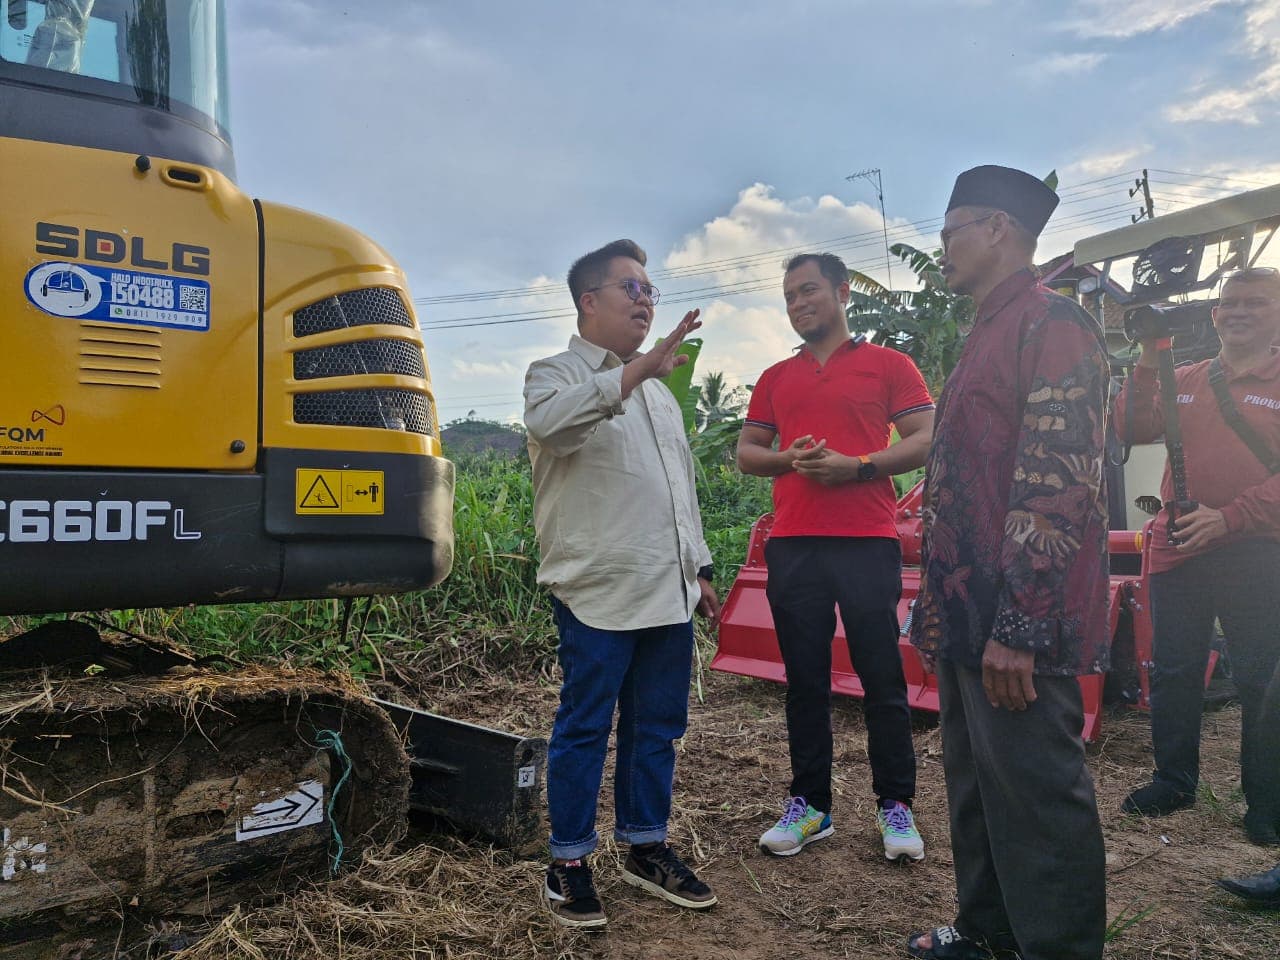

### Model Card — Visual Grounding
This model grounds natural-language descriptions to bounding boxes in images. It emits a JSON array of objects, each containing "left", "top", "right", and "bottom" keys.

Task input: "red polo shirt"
[{"left": 746, "top": 336, "right": 934, "bottom": 539}]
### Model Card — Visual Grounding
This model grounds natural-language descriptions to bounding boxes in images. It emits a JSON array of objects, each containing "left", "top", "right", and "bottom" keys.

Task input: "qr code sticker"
[{"left": 179, "top": 286, "right": 208, "bottom": 312}]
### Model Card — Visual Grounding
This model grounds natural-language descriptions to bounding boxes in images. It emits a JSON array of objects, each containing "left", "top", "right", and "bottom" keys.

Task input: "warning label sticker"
[
  {"left": 23, "top": 260, "right": 210, "bottom": 332},
  {"left": 234, "top": 780, "right": 325, "bottom": 841},
  {"left": 295, "top": 469, "right": 385, "bottom": 515}
]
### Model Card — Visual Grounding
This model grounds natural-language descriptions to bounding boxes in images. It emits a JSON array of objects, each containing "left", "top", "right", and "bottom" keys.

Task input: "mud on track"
[{"left": 169, "top": 648, "right": 1277, "bottom": 960}]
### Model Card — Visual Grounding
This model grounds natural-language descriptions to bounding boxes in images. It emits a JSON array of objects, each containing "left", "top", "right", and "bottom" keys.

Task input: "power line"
[
  {"left": 416, "top": 171, "right": 1144, "bottom": 306},
  {"left": 1149, "top": 168, "right": 1275, "bottom": 188},
  {"left": 420, "top": 201, "right": 1140, "bottom": 331}
]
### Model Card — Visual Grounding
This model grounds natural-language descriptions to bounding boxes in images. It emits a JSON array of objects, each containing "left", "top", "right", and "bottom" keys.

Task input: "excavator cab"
[
  {"left": 0, "top": 3, "right": 543, "bottom": 953},
  {"left": 2, "top": 0, "right": 454, "bottom": 613},
  {"left": 3, "top": 0, "right": 232, "bottom": 173}
]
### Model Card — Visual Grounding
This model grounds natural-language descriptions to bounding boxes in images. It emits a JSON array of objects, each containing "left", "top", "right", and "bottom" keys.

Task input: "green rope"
[{"left": 313, "top": 728, "right": 353, "bottom": 875}]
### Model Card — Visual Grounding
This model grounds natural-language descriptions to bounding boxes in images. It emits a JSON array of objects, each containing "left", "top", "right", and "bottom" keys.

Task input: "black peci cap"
[{"left": 947, "top": 165, "right": 1059, "bottom": 237}]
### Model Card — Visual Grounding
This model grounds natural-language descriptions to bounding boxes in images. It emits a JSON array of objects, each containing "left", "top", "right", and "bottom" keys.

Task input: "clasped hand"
[{"left": 789, "top": 436, "right": 858, "bottom": 486}]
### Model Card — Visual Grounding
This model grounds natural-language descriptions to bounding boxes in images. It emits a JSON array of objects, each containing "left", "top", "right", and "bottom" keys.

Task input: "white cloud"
[
  {"left": 1064, "top": 147, "right": 1148, "bottom": 179},
  {"left": 450, "top": 359, "right": 523, "bottom": 379},
  {"left": 659, "top": 184, "right": 934, "bottom": 390},
  {"left": 434, "top": 182, "right": 941, "bottom": 420},
  {"left": 1022, "top": 52, "right": 1107, "bottom": 79},
  {"left": 423, "top": 274, "right": 578, "bottom": 425},
  {"left": 1157, "top": 1, "right": 1280, "bottom": 124},
  {"left": 1058, "top": 0, "right": 1240, "bottom": 39}
]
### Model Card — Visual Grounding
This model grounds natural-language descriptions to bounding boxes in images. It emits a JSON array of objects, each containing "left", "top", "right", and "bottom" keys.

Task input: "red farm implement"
[{"left": 712, "top": 480, "right": 1166, "bottom": 743}]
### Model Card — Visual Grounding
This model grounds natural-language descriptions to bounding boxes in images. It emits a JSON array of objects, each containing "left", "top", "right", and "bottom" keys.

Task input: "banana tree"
[{"left": 847, "top": 242, "right": 974, "bottom": 393}]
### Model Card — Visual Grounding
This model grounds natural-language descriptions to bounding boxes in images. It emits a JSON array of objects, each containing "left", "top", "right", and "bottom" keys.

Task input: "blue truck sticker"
[{"left": 24, "top": 261, "right": 210, "bottom": 332}]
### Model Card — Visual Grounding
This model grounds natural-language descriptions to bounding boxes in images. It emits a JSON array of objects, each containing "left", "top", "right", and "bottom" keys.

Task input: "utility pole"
[
  {"left": 846, "top": 167, "right": 892, "bottom": 288},
  {"left": 1130, "top": 169, "right": 1155, "bottom": 223}
]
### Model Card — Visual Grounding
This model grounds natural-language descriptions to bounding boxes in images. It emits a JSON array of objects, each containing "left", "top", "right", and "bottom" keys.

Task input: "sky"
[{"left": 225, "top": 0, "right": 1280, "bottom": 425}]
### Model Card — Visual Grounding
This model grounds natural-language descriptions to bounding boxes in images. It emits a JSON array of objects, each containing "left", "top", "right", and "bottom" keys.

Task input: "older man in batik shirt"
[{"left": 907, "top": 166, "right": 1110, "bottom": 960}]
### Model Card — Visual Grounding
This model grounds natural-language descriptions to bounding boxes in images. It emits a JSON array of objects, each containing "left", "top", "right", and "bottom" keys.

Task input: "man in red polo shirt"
[
  {"left": 1116, "top": 266, "right": 1280, "bottom": 845},
  {"left": 737, "top": 252, "right": 935, "bottom": 860}
]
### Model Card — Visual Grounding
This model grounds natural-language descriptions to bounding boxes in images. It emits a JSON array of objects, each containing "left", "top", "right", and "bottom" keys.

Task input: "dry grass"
[{"left": 149, "top": 651, "right": 1279, "bottom": 960}]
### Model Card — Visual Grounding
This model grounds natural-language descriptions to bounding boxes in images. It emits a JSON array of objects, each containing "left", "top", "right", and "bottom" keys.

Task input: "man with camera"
[{"left": 1116, "top": 266, "right": 1280, "bottom": 845}]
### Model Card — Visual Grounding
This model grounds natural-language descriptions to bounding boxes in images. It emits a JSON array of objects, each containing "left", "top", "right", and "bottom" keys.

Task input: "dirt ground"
[{"left": 130, "top": 643, "right": 1273, "bottom": 960}]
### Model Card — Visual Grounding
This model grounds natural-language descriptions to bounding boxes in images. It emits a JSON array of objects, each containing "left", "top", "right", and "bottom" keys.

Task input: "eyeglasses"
[
  {"left": 939, "top": 214, "right": 994, "bottom": 249},
  {"left": 585, "top": 278, "right": 660, "bottom": 305}
]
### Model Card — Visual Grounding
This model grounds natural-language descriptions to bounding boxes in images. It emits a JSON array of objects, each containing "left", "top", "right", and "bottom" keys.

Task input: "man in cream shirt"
[{"left": 524, "top": 238, "right": 719, "bottom": 930}]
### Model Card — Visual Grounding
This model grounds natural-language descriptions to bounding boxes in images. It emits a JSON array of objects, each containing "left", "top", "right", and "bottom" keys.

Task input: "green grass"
[{"left": 3, "top": 445, "right": 777, "bottom": 680}]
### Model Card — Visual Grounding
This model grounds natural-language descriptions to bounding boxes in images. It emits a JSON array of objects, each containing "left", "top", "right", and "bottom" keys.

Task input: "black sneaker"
[
  {"left": 544, "top": 859, "right": 607, "bottom": 930},
  {"left": 1121, "top": 781, "right": 1194, "bottom": 817},
  {"left": 622, "top": 842, "right": 717, "bottom": 909}
]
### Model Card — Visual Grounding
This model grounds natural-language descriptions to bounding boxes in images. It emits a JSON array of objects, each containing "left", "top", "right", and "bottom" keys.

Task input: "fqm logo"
[{"left": 1, "top": 427, "right": 44, "bottom": 443}]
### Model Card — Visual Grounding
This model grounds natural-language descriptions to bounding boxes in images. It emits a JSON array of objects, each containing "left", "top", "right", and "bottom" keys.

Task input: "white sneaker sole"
[
  {"left": 883, "top": 845, "right": 925, "bottom": 863},
  {"left": 543, "top": 882, "right": 608, "bottom": 929},
  {"left": 759, "top": 824, "right": 835, "bottom": 857},
  {"left": 621, "top": 868, "right": 718, "bottom": 909}
]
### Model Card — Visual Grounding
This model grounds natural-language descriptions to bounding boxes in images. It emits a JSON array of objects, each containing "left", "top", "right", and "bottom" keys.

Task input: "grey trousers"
[{"left": 938, "top": 659, "right": 1106, "bottom": 960}]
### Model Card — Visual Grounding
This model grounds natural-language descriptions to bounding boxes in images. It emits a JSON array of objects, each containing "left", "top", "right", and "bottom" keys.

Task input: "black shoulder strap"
[{"left": 1208, "top": 357, "right": 1280, "bottom": 474}]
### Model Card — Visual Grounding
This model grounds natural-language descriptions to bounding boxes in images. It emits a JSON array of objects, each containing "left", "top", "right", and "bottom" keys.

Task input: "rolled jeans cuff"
[
  {"left": 549, "top": 829, "right": 599, "bottom": 862},
  {"left": 614, "top": 824, "right": 667, "bottom": 846}
]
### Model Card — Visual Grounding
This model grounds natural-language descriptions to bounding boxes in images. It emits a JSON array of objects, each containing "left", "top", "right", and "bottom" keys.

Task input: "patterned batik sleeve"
[{"left": 991, "top": 311, "right": 1109, "bottom": 652}]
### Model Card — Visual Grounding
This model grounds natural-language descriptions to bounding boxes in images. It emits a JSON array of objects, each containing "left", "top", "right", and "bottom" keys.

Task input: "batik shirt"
[{"left": 909, "top": 269, "right": 1111, "bottom": 677}]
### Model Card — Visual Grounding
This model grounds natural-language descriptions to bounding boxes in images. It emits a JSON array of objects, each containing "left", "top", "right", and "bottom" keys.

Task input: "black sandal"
[{"left": 907, "top": 926, "right": 993, "bottom": 960}]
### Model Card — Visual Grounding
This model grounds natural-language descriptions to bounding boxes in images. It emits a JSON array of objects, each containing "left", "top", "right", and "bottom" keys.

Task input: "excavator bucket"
[{"left": 712, "top": 482, "right": 1117, "bottom": 742}]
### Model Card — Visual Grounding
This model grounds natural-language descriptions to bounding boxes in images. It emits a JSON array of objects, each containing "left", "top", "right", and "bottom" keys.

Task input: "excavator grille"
[
  {"left": 294, "top": 388, "right": 435, "bottom": 435},
  {"left": 293, "top": 288, "right": 415, "bottom": 337},
  {"left": 294, "top": 339, "right": 426, "bottom": 380}
]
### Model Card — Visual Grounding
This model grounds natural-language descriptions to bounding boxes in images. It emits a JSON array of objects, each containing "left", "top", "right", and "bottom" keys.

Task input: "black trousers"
[
  {"left": 938, "top": 659, "right": 1106, "bottom": 960},
  {"left": 1258, "top": 657, "right": 1280, "bottom": 826},
  {"left": 1148, "top": 539, "right": 1280, "bottom": 814},
  {"left": 764, "top": 536, "right": 914, "bottom": 813}
]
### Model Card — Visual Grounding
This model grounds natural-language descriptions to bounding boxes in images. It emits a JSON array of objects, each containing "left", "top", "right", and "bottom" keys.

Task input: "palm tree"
[
  {"left": 694, "top": 371, "right": 750, "bottom": 431},
  {"left": 847, "top": 243, "right": 974, "bottom": 393}
]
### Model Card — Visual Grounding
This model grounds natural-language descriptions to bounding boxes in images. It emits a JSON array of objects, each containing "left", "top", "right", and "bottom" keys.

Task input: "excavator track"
[{"left": 0, "top": 634, "right": 408, "bottom": 956}]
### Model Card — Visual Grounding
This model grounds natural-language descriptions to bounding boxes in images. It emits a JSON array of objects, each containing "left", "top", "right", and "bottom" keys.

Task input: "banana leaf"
[{"left": 659, "top": 337, "right": 702, "bottom": 433}]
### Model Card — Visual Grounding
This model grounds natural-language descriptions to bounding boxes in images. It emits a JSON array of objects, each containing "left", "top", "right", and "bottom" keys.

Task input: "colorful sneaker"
[
  {"left": 543, "top": 859, "right": 607, "bottom": 929},
  {"left": 877, "top": 800, "right": 925, "bottom": 862},
  {"left": 758, "top": 796, "right": 833, "bottom": 856},
  {"left": 622, "top": 842, "right": 717, "bottom": 909}
]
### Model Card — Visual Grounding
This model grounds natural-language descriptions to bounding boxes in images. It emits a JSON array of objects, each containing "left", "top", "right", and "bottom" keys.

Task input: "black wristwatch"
[
  {"left": 855, "top": 455, "right": 878, "bottom": 482},
  {"left": 697, "top": 564, "right": 714, "bottom": 582}
]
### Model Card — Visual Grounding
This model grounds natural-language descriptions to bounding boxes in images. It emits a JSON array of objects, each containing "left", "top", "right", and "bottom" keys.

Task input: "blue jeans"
[{"left": 547, "top": 598, "right": 693, "bottom": 860}]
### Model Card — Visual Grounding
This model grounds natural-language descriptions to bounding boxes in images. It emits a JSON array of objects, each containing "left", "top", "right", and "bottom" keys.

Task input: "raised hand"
[{"left": 623, "top": 310, "right": 702, "bottom": 397}]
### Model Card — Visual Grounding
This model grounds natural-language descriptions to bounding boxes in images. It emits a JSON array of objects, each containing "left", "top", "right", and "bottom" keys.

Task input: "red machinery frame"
[{"left": 711, "top": 481, "right": 1191, "bottom": 743}]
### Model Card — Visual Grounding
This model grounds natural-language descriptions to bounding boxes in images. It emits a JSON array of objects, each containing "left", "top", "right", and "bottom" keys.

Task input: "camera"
[{"left": 1122, "top": 300, "right": 1214, "bottom": 344}]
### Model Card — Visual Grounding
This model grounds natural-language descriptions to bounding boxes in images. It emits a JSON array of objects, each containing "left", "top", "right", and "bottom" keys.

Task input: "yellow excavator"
[{"left": 0, "top": 2, "right": 539, "bottom": 953}]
